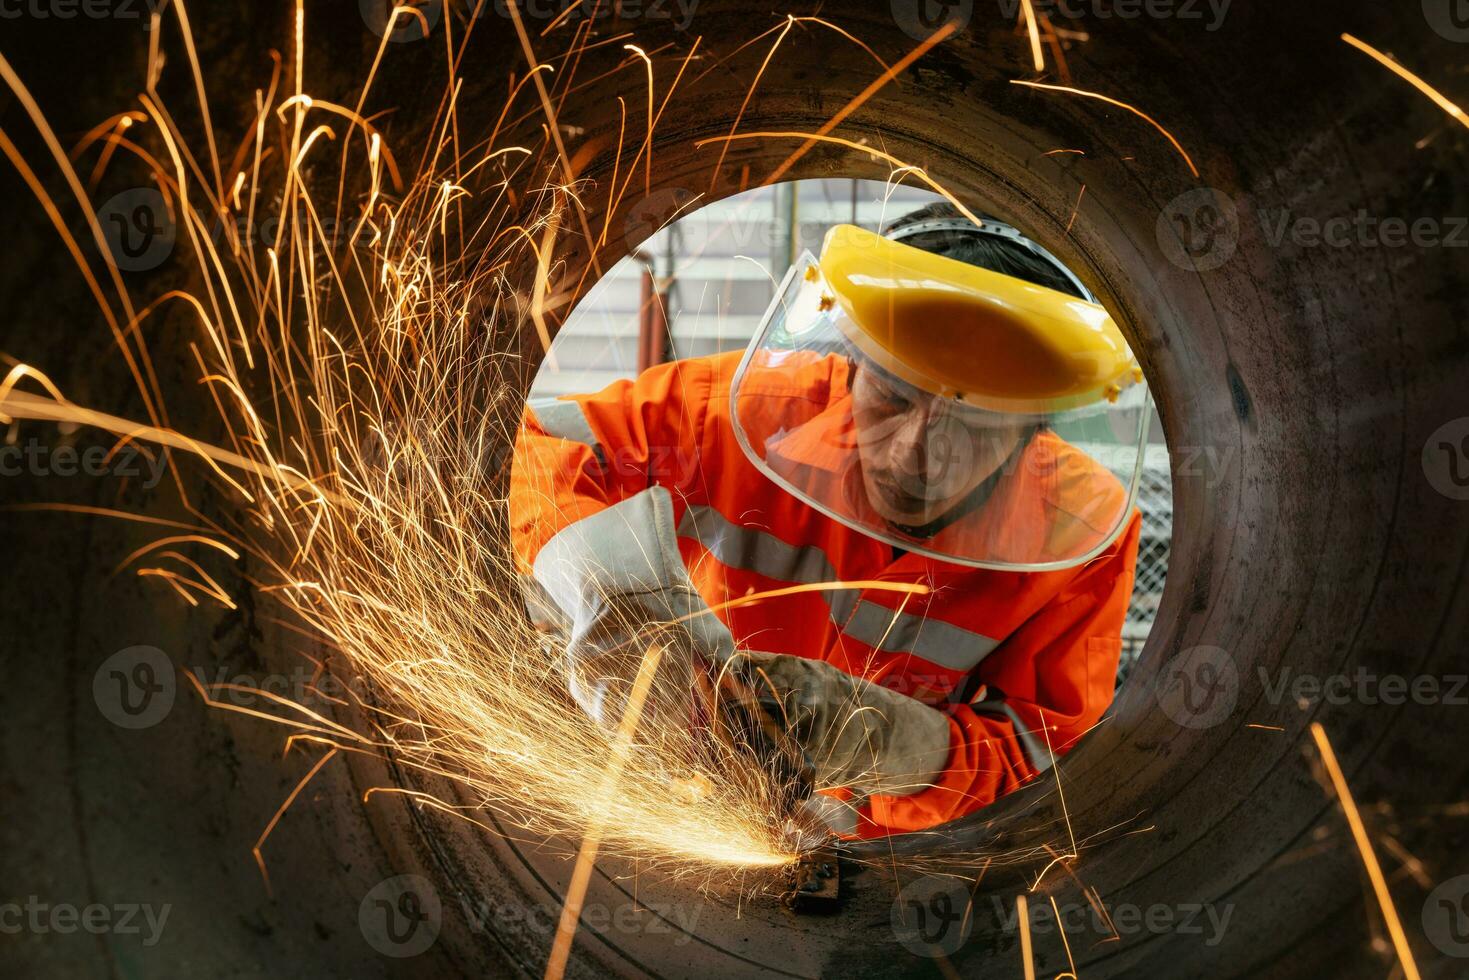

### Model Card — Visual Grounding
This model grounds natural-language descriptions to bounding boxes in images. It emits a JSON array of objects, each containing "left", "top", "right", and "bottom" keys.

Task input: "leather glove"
[
  {"left": 735, "top": 651, "right": 951, "bottom": 798},
  {"left": 530, "top": 487, "right": 735, "bottom": 729}
]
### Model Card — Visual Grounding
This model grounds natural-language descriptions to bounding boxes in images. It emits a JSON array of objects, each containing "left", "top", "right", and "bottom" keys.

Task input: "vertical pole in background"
[
  {"left": 634, "top": 252, "right": 669, "bottom": 372},
  {"left": 770, "top": 181, "right": 798, "bottom": 281}
]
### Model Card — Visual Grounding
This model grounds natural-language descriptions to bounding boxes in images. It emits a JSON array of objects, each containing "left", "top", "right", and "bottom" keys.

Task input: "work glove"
[
  {"left": 530, "top": 487, "right": 735, "bottom": 730},
  {"left": 734, "top": 651, "right": 951, "bottom": 798}
]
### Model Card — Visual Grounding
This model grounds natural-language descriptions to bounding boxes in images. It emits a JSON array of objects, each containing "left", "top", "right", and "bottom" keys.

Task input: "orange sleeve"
[
  {"left": 857, "top": 512, "right": 1142, "bottom": 837},
  {"left": 509, "top": 357, "right": 715, "bottom": 576}
]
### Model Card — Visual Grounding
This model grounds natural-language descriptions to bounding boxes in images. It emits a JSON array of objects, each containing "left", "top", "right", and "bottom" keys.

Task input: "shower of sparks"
[
  {"left": 1010, "top": 79, "right": 1200, "bottom": 178},
  {"left": 1311, "top": 722, "right": 1422, "bottom": 980},
  {"left": 0, "top": 2, "right": 816, "bottom": 877},
  {"left": 1340, "top": 33, "right": 1469, "bottom": 133}
]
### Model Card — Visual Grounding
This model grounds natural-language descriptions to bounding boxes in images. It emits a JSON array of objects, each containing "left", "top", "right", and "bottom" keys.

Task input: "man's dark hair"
[{"left": 882, "top": 202, "right": 1084, "bottom": 298}]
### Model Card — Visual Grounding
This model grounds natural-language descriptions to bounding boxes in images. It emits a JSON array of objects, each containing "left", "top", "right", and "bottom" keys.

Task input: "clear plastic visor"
[{"left": 729, "top": 252, "right": 1151, "bottom": 571}]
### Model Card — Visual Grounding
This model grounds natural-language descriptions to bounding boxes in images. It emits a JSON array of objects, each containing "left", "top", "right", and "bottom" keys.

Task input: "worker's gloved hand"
[
  {"left": 530, "top": 487, "right": 735, "bottom": 730},
  {"left": 734, "top": 651, "right": 951, "bottom": 798},
  {"left": 563, "top": 596, "right": 727, "bottom": 730}
]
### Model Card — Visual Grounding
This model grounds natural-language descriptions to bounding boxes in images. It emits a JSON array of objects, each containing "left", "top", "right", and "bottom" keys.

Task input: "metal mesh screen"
[{"left": 1120, "top": 446, "right": 1173, "bottom": 676}]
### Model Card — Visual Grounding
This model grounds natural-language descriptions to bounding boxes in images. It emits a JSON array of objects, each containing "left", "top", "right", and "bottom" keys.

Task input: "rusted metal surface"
[{"left": 783, "top": 847, "right": 842, "bottom": 912}]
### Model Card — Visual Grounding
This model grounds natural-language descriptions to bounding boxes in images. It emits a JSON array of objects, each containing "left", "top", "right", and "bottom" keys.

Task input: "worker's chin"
[{"left": 866, "top": 478, "right": 942, "bottom": 526}]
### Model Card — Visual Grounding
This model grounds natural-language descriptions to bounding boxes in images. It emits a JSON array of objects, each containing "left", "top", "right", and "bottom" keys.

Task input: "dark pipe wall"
[{"left": 2, "top": 2, "right": 1466, "bottom": 977}]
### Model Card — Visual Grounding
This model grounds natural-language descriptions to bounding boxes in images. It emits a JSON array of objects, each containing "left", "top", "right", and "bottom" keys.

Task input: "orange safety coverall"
[{"left": 511, "top": 349, "right": 1141, "bottom": 839}]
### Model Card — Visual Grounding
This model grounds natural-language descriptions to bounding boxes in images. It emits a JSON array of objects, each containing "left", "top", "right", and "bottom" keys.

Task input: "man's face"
[{"left": 850, "top": 364, "right": 1024, "bottom": 526}]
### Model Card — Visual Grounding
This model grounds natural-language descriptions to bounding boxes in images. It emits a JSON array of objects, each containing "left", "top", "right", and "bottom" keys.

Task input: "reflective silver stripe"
[
  {"left": 970, "top": 701, "right": 1054, "bottom": 773},
  {"left": 675, "top": 504, "right": 1000, "bottom": 669},
  {"left": 842, "top": 600, "right": 1000, "bottom": 672},
  {"left": 676, "top": 504, "right": 857, "bottom": 622},
  {"left": 529, "top": 397, "right": 602, "bottom": 460}
]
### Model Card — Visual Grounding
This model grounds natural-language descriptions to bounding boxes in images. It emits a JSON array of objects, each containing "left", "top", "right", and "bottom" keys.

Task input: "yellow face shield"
[{"left": 730, "top": 224, "right": 1151, "bottom": 571}]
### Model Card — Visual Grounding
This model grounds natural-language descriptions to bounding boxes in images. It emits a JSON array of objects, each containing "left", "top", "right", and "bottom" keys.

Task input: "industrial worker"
[{"left": 510, "top": 203, "right": 1146, "bottom": 839}]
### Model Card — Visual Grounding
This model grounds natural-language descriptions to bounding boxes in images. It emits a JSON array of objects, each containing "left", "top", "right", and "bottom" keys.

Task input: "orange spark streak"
[
  {"left": 252, "top": 747, "right": 339, "bottom": 895},
  {"left": 0, "top": 69, "right": 161, "bottom": 426},
  {"left": 1066, "top": 183, "right": 1085, "bottom": 233},
  {"left": 1034, "top": 710, "right": 1079, "bottom": 887},
  {"left": 185, "top": 672, "right": 364, "bottom": 743},
  {"left": 597, "top": 37, "right": 702, "bottom": 257},
  {"left": 695, "top": 131, "right": 986, "bottom": 227},
  {"left": 698, "top": 579, "right": 928, "bottom": 621},
  {"left": 544, "top": 645, "right": 668, "bottom": 980},
  {"left": 1037, "top": 14, "right": 1072, "bottom": 84},
  {"left": 1341, "top": 34, "right": 1468, "bottom": 132},
  {"left": 764, "top": 21, "right": 957, "bottom": 185},
  {"left": 505, "top": 0, "right": 603, "bottom": 277},
  {"left": 1310, "top": 722, "right": 1422, "bottom": 980},
  {"left": 1086, "top": 884, "right": 1119, "bottom": 943},
  {"left": 170, "top": 0, "right": 224, "bottom": 197},
  {"left": 708, "top": 15, "right": 796, "bottom": 195},
  {"left": 1050, "top": 895, "right": 1078, "bottom": 977},
  {"left": 1379, "top": 835, "right": 1433, "bottom": 890},
  {"left": 1017, "top": 894, "right": 1036, "bottom": 980},
  {"left": 0, "top": 503, "right": 214, "bottom": 534},
  {"left": 0, "top": 389, "right": 342, "bottom": 502},
  {"left": 624, "top": 44, "right": 655, "bottom": 198},
  {"left": 1019, "top": 0, "right": 1045, "bottom": 71},
  {"left": 1011, "top": 80, "right": 1200, "bottom": 178}
]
